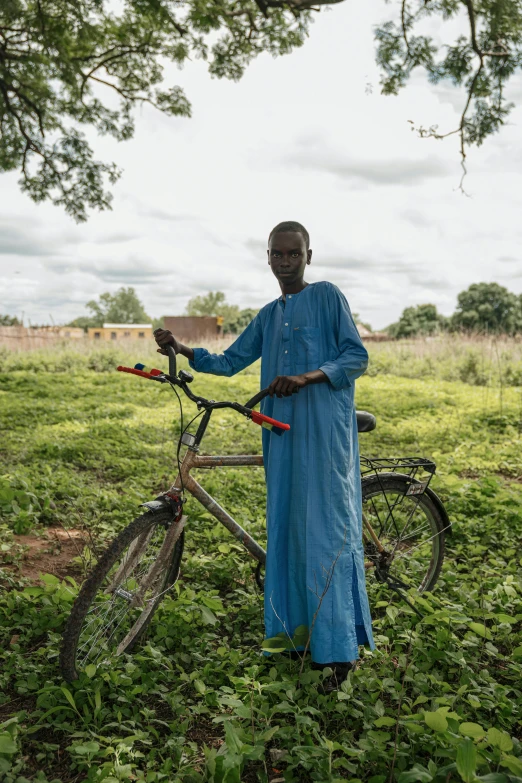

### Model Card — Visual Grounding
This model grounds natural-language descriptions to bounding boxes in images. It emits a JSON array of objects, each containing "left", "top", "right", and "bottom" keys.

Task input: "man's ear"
[
  {"left": 267, "top": 248, "right": 270, "bottom": 265},
  {"left": 307, "top": 248, "right": 312, "bottom": 265}
]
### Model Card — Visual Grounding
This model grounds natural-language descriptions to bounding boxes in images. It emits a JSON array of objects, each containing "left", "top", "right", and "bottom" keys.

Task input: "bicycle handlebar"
[
  {"left": 165, "top": 344, "right": 177, "bottom": 379},
  {"left": 116, "top": 363, "right": 290, "bottom": 432}
]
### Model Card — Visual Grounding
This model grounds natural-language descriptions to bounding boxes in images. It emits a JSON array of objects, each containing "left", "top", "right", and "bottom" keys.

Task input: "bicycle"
[{"left": 60, "top": 346, "right": 451, "bottom": 682}]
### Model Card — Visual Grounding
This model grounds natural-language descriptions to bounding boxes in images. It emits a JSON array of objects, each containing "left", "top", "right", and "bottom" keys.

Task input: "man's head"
[{"left": 267, "top": 221, "right": 312, "bottom": 288}]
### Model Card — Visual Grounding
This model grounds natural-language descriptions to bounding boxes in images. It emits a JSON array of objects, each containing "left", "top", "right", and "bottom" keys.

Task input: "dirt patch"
[{"left": 3, "top": 527, "right": 87, "bottom": 585}]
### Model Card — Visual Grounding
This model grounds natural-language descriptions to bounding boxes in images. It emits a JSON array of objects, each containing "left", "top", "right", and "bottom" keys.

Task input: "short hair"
[{"left": 268, "top": 221, "right": 310, "bottom": 250}]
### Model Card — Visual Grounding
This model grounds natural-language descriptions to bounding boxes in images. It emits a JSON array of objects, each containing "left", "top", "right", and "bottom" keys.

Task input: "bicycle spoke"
[
  {"left": 73, "top": 520, "right": 181, "bottom": 669},
  {"left": 363, "top": 479, "right": 445, "bottom": 592}
]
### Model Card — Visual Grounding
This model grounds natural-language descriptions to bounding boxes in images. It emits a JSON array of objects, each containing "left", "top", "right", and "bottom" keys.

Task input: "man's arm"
[{"left": 156, "top": 315, "right": 263, "bottom": 378}]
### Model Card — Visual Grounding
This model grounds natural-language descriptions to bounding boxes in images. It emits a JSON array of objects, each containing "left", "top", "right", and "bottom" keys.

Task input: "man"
[{"left": 155, "top": 221, "right": 374, "bottom": 692}]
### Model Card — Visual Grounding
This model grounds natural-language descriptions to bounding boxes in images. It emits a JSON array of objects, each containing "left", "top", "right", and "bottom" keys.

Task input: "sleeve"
[
  {"left": 188, "top": 313, "right": 263, "bottom": 377},
  {"left": 318, "top": 284, "right": 369, "bottom": 391}
]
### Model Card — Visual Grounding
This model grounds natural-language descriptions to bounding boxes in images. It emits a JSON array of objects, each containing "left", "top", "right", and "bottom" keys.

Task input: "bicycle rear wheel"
[
  {"left": 362, "top": 473, "right": 446, "bottom": 592},
  {"left": 60, "top": 510, "right": 185, "bottom": 682}
]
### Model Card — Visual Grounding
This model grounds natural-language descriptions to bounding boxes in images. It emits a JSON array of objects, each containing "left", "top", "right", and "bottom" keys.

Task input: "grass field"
[{"left": 1, "top": 337, "right": 522, "bottom": 783}]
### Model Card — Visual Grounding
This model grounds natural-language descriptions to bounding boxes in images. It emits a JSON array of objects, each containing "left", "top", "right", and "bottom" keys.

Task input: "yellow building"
[{"left": 87, "top": 323, "right": 153, "bottom": 341}]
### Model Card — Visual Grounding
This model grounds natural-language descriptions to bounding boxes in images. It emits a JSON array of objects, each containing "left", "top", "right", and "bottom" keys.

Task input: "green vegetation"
[
  {"left": 387, "top": 305, "right": 447, "bottom": 339},
  {"left": 68, "top": 287, "right": 153, "bottom": 330},
  {"left": 387, "top": 284, "right": 522, "bottom": 338},
  {"left": 1, "top": 338, "right": 522, "bottom": 782},
  {"left": 185, "top": 291, "right": 259, "bottom": 335}
]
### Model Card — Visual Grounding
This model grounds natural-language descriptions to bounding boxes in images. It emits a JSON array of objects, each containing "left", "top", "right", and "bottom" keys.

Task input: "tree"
[
  {"left": 451, "top": 282, "right": 522, "bottom": 334},
  {"left": 4, "top": 2, "right": 518, "bottom": 222},
  {"left": 388, "top": 303, "right": 447, "bottom": 338},
  {"left": 186, "top": 292, "right": 228, "bottom": 318},
  {"left": 185, "top": 290, "right": 258, "bottom": 334},
  {"left": 0, "top": 314, "right": 20, "bottom": 326},
  {"left": 69, "top": 287, "right": 151, "bottom": 328},
  {"left": 0, "top": 0, "right": 342, "bottom": 222},
  {"left": 376, "top": 1, "right": 522, "bottom": 188}
]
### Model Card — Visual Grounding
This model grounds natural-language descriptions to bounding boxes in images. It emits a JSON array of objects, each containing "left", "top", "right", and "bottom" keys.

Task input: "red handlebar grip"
[
  {"left": 251, "top": 411, "right": 290, "bottom": 431},
  {"left": 117, "top": 365, "right": 155, "bottom": 379}
]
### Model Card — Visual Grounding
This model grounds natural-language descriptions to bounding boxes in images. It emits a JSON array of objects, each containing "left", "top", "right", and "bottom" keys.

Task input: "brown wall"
[
  {"left": 0, "top": 326, "right": 84, "bottom": 350},
  {"left": 163, "top": 316, "right": 219, "bottom": 343}
]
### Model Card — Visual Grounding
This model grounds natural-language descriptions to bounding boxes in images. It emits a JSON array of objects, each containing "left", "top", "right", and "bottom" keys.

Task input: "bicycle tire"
[
  {"left": 362, "top": 473, "right": 446, "bottom": 592},
  {"left": 60, "top": 510, "right": 184, "bottom": 682}
]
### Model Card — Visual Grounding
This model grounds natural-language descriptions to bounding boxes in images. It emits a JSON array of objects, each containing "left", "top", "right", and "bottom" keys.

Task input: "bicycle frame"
[{"left": 168, "top": 448, "right": 267, "bottom": 564}]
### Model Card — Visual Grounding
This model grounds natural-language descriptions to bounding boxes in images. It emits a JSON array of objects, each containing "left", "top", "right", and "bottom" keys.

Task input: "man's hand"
[
  {"left": 268, "top": 374, "right": 308, "bottom": 398},
  {"left": 154, "top": 328, "right": 179, "bottom": 356}
]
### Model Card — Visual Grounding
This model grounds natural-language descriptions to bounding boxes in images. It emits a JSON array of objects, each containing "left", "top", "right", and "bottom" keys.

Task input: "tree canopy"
[
  {"left": 387, "top": 283, "right": 522, "bottom": 338},
  {"left": 388, "top": 303, "right": 448, "bottom": 338},
  {"left": 69, "top": 286, "right": 151, "bottom": 328},
  {"left": 0, "top": 314, "right": 21, "bottom": 326},
  {"left": 185, "top": 290, "right": 258, "bottom": 334},
  {"left": 376, "top": 1, "right": 522, "bottom": 187},
  {"left": 2, "top": 1, "right": 521, "bottom": 220},
  {"left": 452, "top": 282, "right": 522, "bottom": 334}
]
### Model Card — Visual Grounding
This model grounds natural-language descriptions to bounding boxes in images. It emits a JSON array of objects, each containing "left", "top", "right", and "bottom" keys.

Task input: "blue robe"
[{"left": 189, "top": 281, "right": 375, "bottom": 663}]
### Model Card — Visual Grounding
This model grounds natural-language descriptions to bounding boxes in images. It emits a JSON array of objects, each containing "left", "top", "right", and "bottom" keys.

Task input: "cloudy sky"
[{"left": 1, "top": 0, "right": 521, "bottom": 330}]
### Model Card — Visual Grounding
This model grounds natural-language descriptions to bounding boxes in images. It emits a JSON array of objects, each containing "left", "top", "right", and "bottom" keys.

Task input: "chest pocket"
[{"left": 294, "top": 327, "right": 320, "bottom": 367}]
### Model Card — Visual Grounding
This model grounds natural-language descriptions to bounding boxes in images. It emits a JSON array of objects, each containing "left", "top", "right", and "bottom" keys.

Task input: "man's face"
[{"left": 267, "top": 232, "right": 311, "bottom": 285}]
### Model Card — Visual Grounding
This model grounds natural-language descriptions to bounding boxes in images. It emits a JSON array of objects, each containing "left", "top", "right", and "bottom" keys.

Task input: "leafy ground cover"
[{"left": 0, "top": 341, "right": 521, "bottom": 783}]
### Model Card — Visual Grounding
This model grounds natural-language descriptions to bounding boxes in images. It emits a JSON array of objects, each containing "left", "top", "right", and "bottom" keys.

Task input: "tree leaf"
[
  {"left": 0, "top": 733, "right": 17, "bottom": 755},
  {"left": 261, "top": 635, "right": 289, "bottom": 653},
  {"left": 194, "top": 679, "right": 206, "bottom": 695},
  {"left": 460, "top": 723, "right": 486, "bottom": 740},
  {"left": 199, "top": 606, "right": 218, "bottom": 625},
  {"left": 424, "top": 711, "right": 448, "bottom": 732},
  {"left": 456, "top": 739, "right": 477, "bottom": 783},
  {"left": 468, "top": 622, "right": 492, "bottom": 639},
  {"left": 398, "top": 764, "right": 433, "bottom": 783},
  {"left": 500, "top": 756, "right": 522, "bottom": 776},
  {"left": 224, "top": 722, "right": 244, "bottom": 755},
  {"left": 374, "top": 717, "right": 397, "bottom": 727},
  {"left": 487, "top": 728, "right": 513, "bottom": 752},
  {"left": 69, "top": 741, "right": 100, "bottom": 755},
  {"left": 60, "top": 687, "right": 79, "bottom": 713}
]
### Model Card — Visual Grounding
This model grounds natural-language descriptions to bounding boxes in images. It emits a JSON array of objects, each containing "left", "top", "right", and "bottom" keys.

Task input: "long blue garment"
[{"left": 189, "top": 281, "right": 375, "bottom": 663}]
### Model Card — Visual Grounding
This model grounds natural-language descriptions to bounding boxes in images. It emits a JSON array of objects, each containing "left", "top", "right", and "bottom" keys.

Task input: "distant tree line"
[
  {"left": 66, "top": 287, "right": 257, "bottom": 335},
  {"left": 0, "top": 315, "right": 21, "bottom": 326},
  {"left": 7, "top": 281, "right": 520, "bottom": 339},
  {"left": 387, "top": 283, "right": 522, "bottom": 338}
]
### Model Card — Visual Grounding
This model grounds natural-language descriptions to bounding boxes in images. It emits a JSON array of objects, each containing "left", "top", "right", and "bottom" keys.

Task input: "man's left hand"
[{"left": 268, "top": 374, "right": 307, "bottom": 398}]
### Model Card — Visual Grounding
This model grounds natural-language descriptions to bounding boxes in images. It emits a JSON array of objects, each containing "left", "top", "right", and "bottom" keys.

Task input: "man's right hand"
[{"left": 154, "top": 328, "right": 179, "bottom": 356}]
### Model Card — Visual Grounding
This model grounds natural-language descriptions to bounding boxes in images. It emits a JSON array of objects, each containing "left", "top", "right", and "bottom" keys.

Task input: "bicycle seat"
[{"left": 356, "top": 410, "right": 376, "bottom": 432}]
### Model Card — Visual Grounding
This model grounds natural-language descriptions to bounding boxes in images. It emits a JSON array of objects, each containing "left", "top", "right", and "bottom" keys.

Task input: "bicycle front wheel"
[
  {"left": 362, "top": 473, "right": 446, "bottom": 593},
  {"left": 60, "top": 510, "right": 185, "bottom": 682}
]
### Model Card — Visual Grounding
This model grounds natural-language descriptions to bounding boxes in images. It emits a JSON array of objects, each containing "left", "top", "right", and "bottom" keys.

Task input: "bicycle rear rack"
[{"left": 360, "top": 456, "right": 436, "bottom": 477}]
